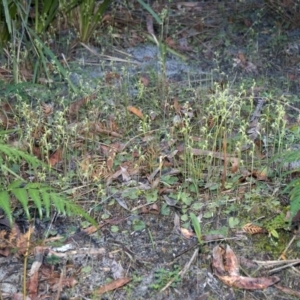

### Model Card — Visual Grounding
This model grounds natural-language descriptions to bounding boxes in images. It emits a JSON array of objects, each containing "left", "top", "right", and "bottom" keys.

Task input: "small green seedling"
[{"left": 190, "top": 212, "right": 203, "bottom": 245}]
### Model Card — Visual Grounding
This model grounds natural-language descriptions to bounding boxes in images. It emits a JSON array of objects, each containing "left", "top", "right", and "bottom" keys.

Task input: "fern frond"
[
  {"left": 28, "top": 188, "right": 43, "bottom": 218},
  {"left": 40, "top": 191, "right": 51, "bottom": 218},
  {"left": 0, "top": 143, "right": 46, "bottom": 169},
  {"left": 11, "top": 187, "right": 30, "bottom": 219},
  {"left": 0, "top": 190, "right": 12, "bottom": 224},
  {"left": 0, "top": 142, "right": 96, "bottom": 226},
  {"left": 290, "top": 195, "right": 300, "bottom": 222},
  {"left": 0, "top": 180, "right": 97, "bottom": 227}
]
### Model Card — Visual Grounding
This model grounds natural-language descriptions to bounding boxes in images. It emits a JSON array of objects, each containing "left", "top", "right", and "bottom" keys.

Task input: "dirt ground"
[{"left": 1, "top": 1, "right": 300, "bottom": 299}]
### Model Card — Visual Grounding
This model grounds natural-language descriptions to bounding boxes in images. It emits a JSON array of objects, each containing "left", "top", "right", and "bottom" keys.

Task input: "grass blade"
[{"left": 136, "top": 0, "right": 162, "bottom": 25}]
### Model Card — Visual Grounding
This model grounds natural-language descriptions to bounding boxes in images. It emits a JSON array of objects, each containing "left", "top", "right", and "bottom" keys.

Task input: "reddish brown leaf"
[
  {"left": 212, "top": 245, "right": 280, "bottom": 290},
  {"left": 11, "top": 293, "right": 31, "bottom": 300},
  {"left": 27, "top": 264, "right": 40, "bottom": 299},
  {"left": 69, "top": 93, "right": 97, "bottom": 118},
  {"left": 41, "top": 102, "right": 53, "bottom": 116},
  {"left": 48, "top": 148, "right": 63, "bottom": 167},
  {"left": 27, "top": 247, "right": 45, "bottom": 299},
  {"left": 109, "top": 115, "right": 119, "bottom": 132},
  {"left": 94, "top": 277, "right": 131, "bottom": 295},
  {"left": 180, "top": 227, "right": 194, "bottom": 239},
  {"left": 52, "top": 278, "right": 78, "bottom": 291},
  {"left": 140, "top": 203, "right": 159, "bottom": 215},
  {"left": 173, "top": 97, "right": 181, "bottom": 115},
  {"left": 252, "top": 167, "right": 268, "bottom": 181},
  {"left": 139, "top": 75, "right": 150, "bottom": 87},
  {"left": 106, "top": 147, "right": 117, "bottom": 171},
  {"left": 165, "top": 37, "right": 177, "bottom": 48},
  {"left": 231, "top": 157, "right": 239, "bottom": 173},
  {"left": 127, "top": 106, "right": 144, "bottom": 119},
  {"left": 0, "top": 248, "right": 10, "bottom": 256},
  {"left": 223, "top": 244, "right": 239, "bottom": 276},
  {"left": 238, "top": 51, "right": 247, "bottom": 66},
  {"left": 93, "top": 122, "right": 122, "bottom": 137},
  {"left": 212, "top": 245, "right": 226, "bottom": 276},
  {"left": 220, "top": 275, "right": 279, "bottom": 290},
  {"left": 105, "top": 72, "right": 121, "bottom": 84}
]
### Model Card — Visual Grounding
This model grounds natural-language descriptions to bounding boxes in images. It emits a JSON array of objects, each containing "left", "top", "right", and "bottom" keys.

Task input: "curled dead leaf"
[
  {"left": 212, "top": 245, "right": 280, "bottom": 290},
  {"left": 180, "top": 227, "right": 194, "bottom": 239}
]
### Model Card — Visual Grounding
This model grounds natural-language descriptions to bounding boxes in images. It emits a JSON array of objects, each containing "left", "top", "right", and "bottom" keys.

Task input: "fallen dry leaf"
[
  {"left": 11, "top": 293, "right": 31, "bottom": 300},
  {"left": 27, "top": 247, "right": 45, "bottom": 300},
  {"left": 252, "top": 167, "right": 268, "bottom": 181},
  {"left": 173, "top": 97, "right": 182, "bottom": 115},
  {"left": 94, "top": 277, "right": 131, "bottom": 295},
  {"left": 139, "top": 75, "right": 150, "bottom": 86},
  {"left": 105, "top": 72, "right": 121, "bottom": 84},
  {"left": 238, "top": 51, "right": 247, "bottom": 66},
  {"left": 106, "top": 147, "right": 117, "bottom": 171},
  {"left": 127, "top": 106, "right": 144, "bottom": 119},
  {"left": 140, "top": 203, "right": 159, "bottom": 214},
  {"left": 52, "top": 278, "right": 78, "bottom": 291},
  {"left": 48, "top": 148, "right": 63, "bottom": 167},
  {"left": 41, "top": 102, "right": 53, "bottom": 116},
  {"left": 212, "top": 245, "right": 280, "bottom": 290},
  {"left": 165, "top": 36, "right": 177, "bottom": 48},
  {"left": 0, "top": 224, "right": 34, "bottom": 256},
  {"left": 92, "top": 121, "right": 122, "bottom": 137},
  {"left": 231, "top": 157, "right": 239, "bottom": 173},
  {"left": 180, "top": 227, "right": 195, "bottom": 239},
  {"left": 69, "top": 92, "right": 97, "bottom": 118}
]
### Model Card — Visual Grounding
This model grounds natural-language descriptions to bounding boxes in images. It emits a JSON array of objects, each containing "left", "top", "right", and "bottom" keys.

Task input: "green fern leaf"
[
  {"left": 50, "top": 193, "right": 66, "bottom": 214},
  {"left": 0, "top": 190, "right": 12, "bottom": 225},
  {"left": 64, "top": 200, "right": 97, "bottom": 226},
  {"left": 11, "top": 188, "right": 30, "bottom": 219},
  {"left": 41, "top": 191, "right": 51, "bottom": 218},
  {"left": 27, "top": 188, "right": 43, "bottom": 218},
  {"left": 7, "top": 180, "right": 25, "bottom": 189},
  {"left": 290, "top": 194, "right": 300, "bottom": 223},
  {"left": 0, "top": 144, "right": 46, "bottom": 168}
]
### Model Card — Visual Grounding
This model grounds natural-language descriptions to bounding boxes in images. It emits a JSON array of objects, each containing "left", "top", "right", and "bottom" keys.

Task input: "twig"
[
  {"left": 55, "top": 266, "right": 65, "bottom": 300},
  {"left": 279, "top": 234, "right": 296, "bottom": 260},
  {"left": 160, "top": 248, "right": 199, "bottom": 292},
  {"left": 268, "top": 260, "right": 300, "bottom": 275}
]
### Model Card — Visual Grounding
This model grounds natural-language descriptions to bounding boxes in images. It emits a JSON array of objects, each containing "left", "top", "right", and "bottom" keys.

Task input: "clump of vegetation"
[
  {"left": 0, "top": 0, "right": 300, "bottom": 297},
  {"left": 150, "top": 266, "right": 181, "bottom": 290}
]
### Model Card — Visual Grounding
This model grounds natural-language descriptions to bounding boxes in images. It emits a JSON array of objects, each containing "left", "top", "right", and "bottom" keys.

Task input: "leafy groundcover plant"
[{"left": 0, "top": 142, "right": 95, "bottom": 226}]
